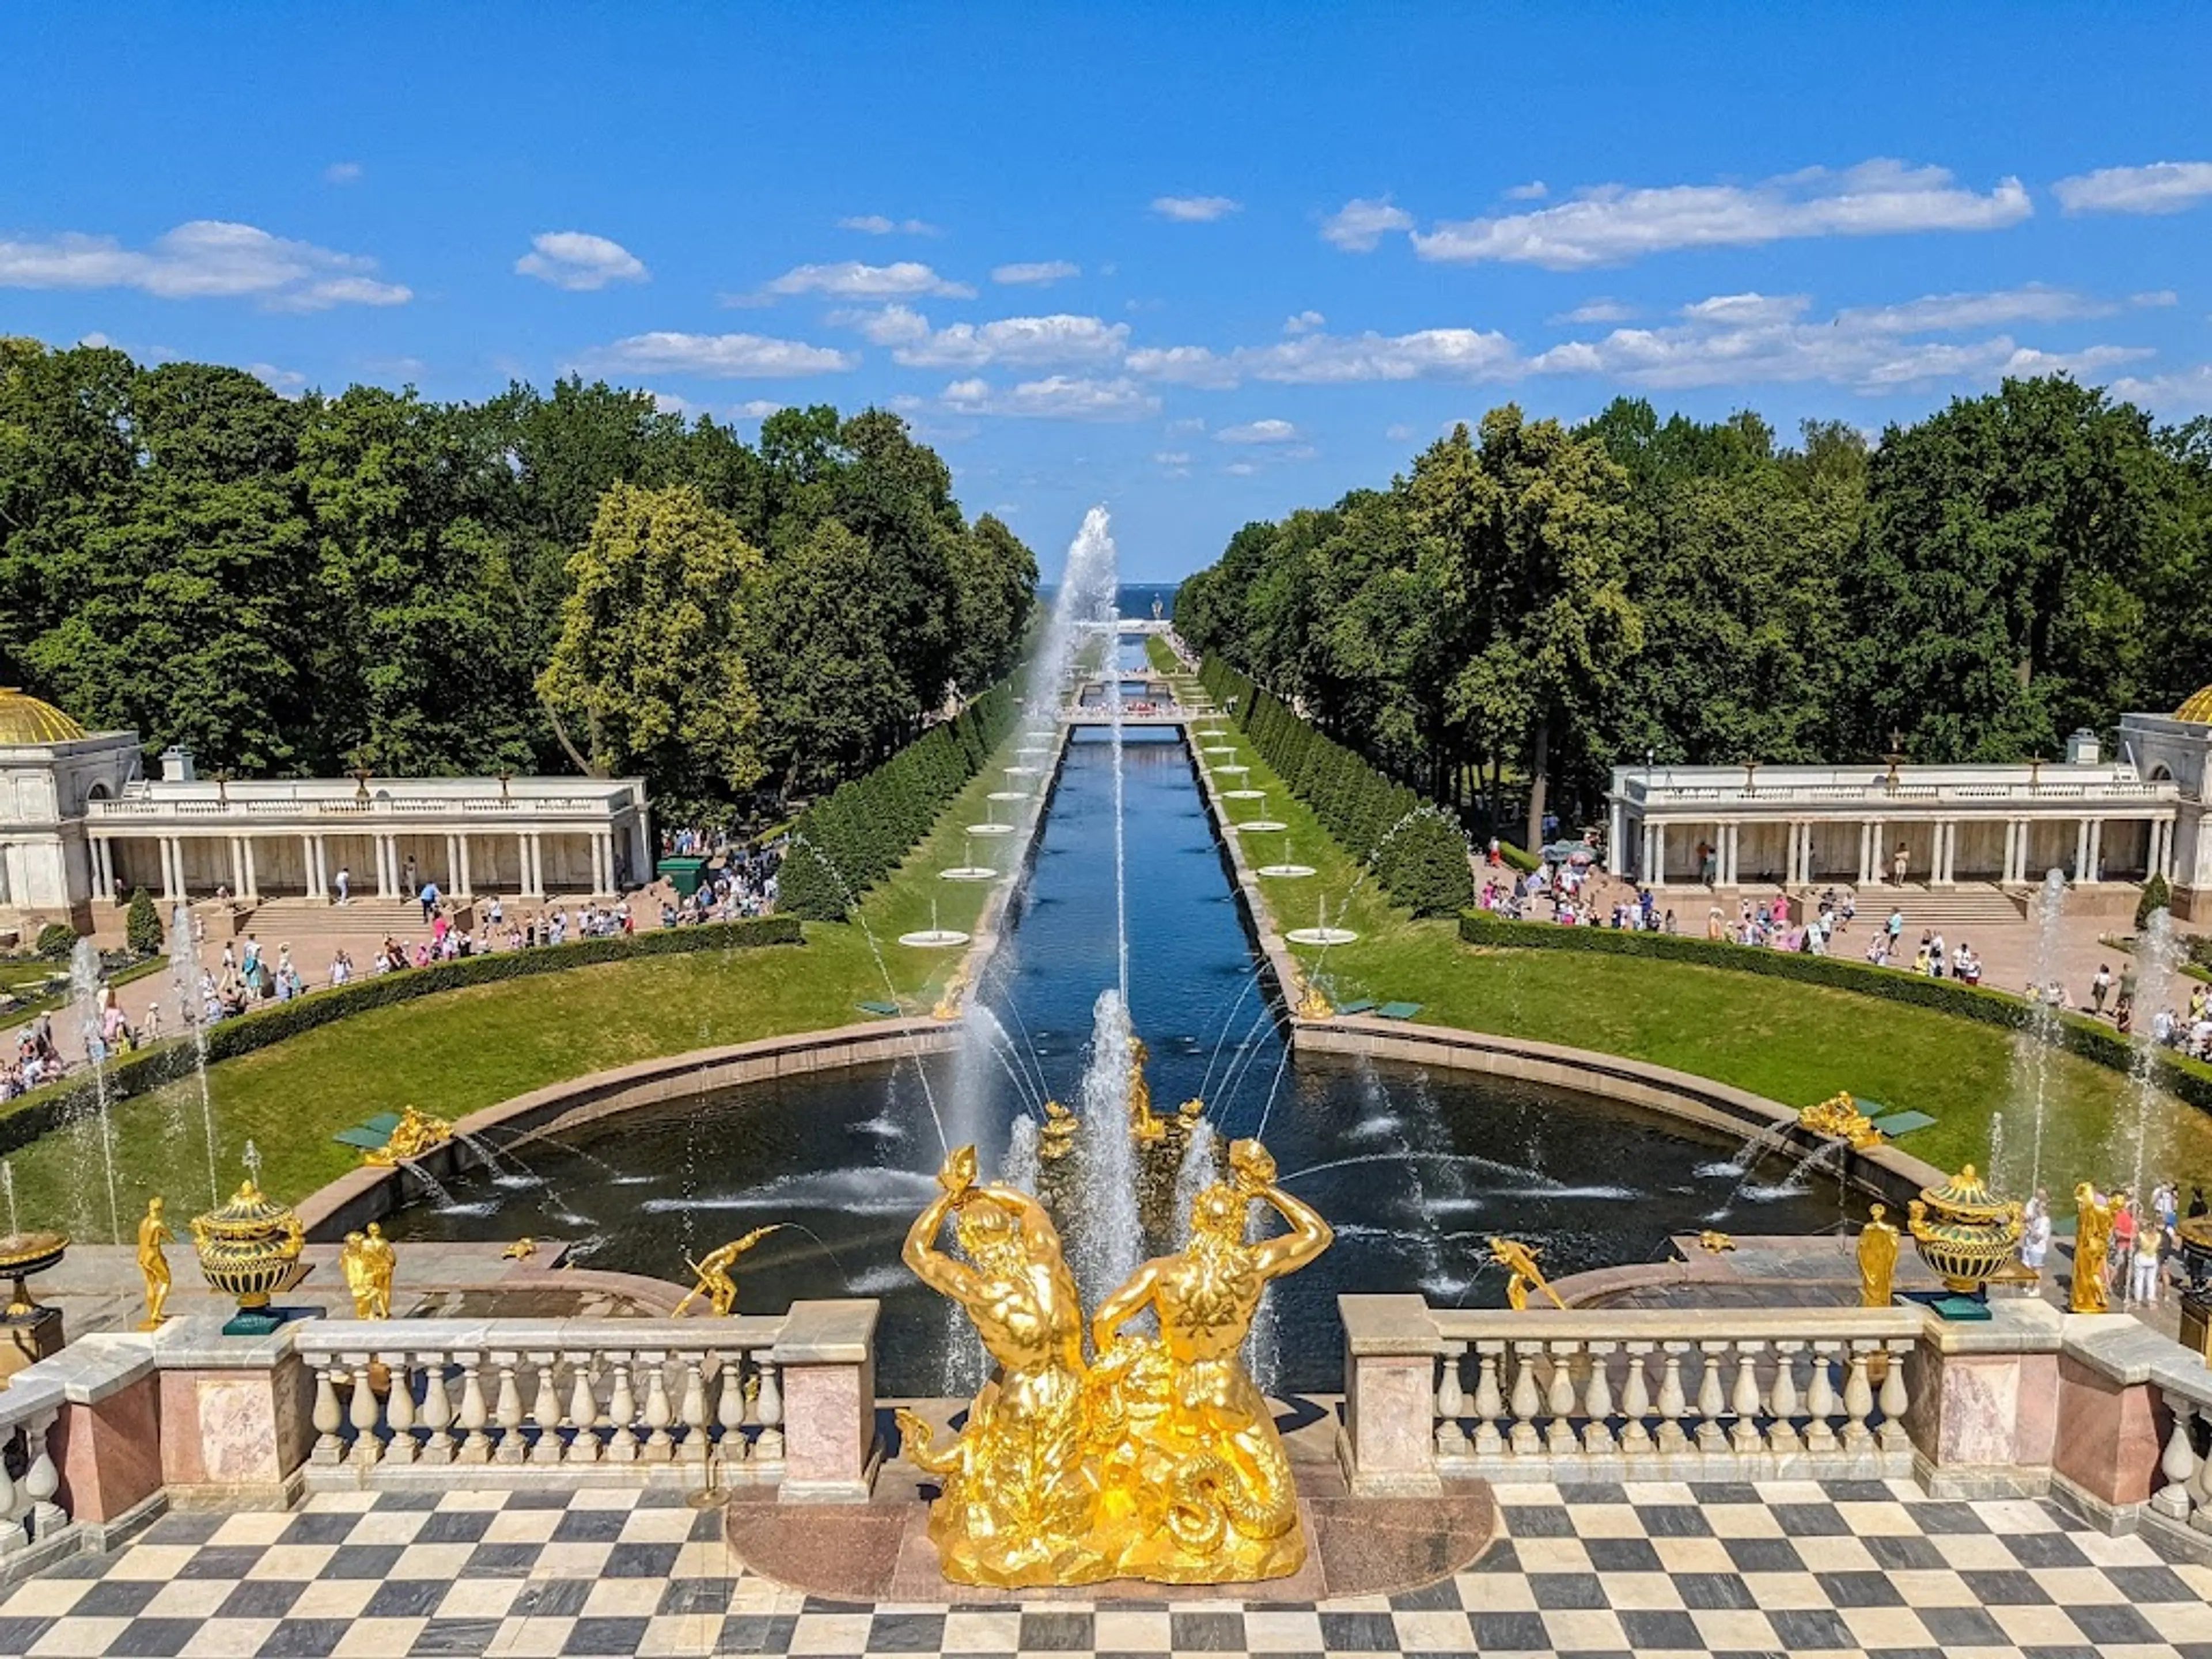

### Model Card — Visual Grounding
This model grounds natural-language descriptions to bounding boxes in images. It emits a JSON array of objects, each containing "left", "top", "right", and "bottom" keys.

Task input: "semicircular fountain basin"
[{"left": 393, "top": 729, "right": 1858, "bottom": 1396}]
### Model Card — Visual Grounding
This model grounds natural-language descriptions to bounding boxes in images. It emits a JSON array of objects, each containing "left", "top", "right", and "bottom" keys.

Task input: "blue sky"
[{"left": 6, "top": 3, "right": 2211, "bottom": 578}]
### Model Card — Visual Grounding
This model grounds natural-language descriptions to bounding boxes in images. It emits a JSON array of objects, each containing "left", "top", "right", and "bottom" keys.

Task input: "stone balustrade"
[
  {"left": 1340, "top": 1296, "right": 1922, "bottom": 1494},
  {"left": 0, "top": 1374, "right": 67, "bottom": 1571}
]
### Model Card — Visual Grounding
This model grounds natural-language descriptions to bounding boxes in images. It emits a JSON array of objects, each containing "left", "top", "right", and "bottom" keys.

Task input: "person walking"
[
  {"left": 2092, "top": 963, "right": 2113, "bottom": 1016},
  {"left": 402, "top": 854, "right": 418, "bottom": 899},
  {"left": 2128, "top": 1211, "right": 2163, "bottom": 1306},
  {"left": 1892, "top": 842, "right": 1910, "bottom": 885},
  {"left": 334, "top": 865, "right": 350, "bottom": 905},
  {"left": 419, "top": 877, "right": 441, "bottom": 925}
]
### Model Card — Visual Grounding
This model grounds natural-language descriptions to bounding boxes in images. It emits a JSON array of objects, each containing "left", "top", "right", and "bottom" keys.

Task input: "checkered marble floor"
[{"left": 1, "top": 1479, "right": 2207, "bottom": 1658}]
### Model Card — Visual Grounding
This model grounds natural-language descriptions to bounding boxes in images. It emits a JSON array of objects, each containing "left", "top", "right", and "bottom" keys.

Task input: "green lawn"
[
  {"left": 3, "top": 733, "right": 1047, "bottom": 1240},
  {"left": 1175, "top": 654, "right": 2212, "bottom": 1195}
]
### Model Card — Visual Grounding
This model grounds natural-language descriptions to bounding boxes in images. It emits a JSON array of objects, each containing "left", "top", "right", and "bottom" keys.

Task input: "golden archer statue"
[
  {"left": 674, "top": 1226, "right": 785, "bottom": 1317},
  {"left": 1490, "top": 1236, "right": 1567, "bottom": 1310},
  {"left": 1087, "top": 1138, "right": 1331, "bottom": 1583},
  {"left": 895, "top": 1146, "right": 1103, "bottom": 1586},
  {"left": 137, "top": 1196, "right": 174, "bottom": 1329}
]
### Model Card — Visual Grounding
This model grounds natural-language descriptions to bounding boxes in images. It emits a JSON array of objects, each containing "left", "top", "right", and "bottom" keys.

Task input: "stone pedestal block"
[
  {"left": 1339, "top": 1294, "right": 1446, "bottom": 1497},
  {"left": 1903, "top": 1298, "right": 2061, "bottom": 1498},
  {"left": 151, "top": 1319, "right": 316, "bottom": 1508},
  {"left": 774, "top": 1300, "right": 881, "bottom": 1503}
]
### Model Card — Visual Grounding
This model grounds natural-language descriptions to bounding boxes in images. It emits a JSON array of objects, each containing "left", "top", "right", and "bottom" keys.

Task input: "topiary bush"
[
  {"left": 125, "top": 888, "right": 164, "bottom": 958},
  {"left": 33, "top": 922, "right": 77, "bottom": 961},
  {"left": 1372, "top": 807, "right": 1475, "bottom": 917},
  {"left": 2137, "top": 872, "right": 2172, "bottom": 932}
]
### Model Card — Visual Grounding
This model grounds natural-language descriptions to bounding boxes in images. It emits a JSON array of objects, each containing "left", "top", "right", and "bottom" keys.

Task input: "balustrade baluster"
[
  {"left": 1581, "top": 1342, "right": 1616, "bottom": 1454},
  {"left": 2155, "top": 1390, "right": 2200, "bottom": 1519},
  {"left": 1804, "top": 1342, "right": 1839, "bottom": 1452},
  {"left": 1840, "top": 1343, "right": 1875, "bottom": 1450},
  {"left": 457, "top": 1354, "right": 493, "bottom": 1464},
  {"left": 1877, "top": 1339, "right": 1911, "bottom": 1449},
  {"left": 717, "top": 1353, "right": 748, "bottom": 1460},
  {"left": 22, "top": 1412, "right": 62, "bottom": 1540},
  {"left": 1656, "top": 1344, "right": 1690, "bottom": 1453},
  {"left": 2186, "top": 1400, "right": 2212, "bottom": 1524},
  {"left": 678, "top": 1353, "right": 710, "bottom": 1464},
  {"left": 1508, "top": 1342, "right": 1543, "bottom": 1456},
  {"left": 384, "top": 1354, "right": 418, "bottom": 1465},
  {"left": 0, "top": 1427, "right": 20, "bottom": 1556},
  {"left": 528, "top": 1355, "right": 563, "bottom": 1465},
  {"left": 311, "top": 1362, "right": 346, "bottom": 1464},
  {"left": 1435, "top": 1347, "right": 1468, "bottom": 1457},
  {"left": 492, "top": 1353, "right": 527, "bottom": 1464},
  {"left": 1471, "top": 1344, "right": 1505, "bottom": 1457},
  {"left": 1694, "top": 1342, "right": 1728, "bottom": 1452},
  {"left": 642, "top": 1354, "right": 676, "bottom": 1461},
  {"left": 607, "top": 1355, "right": 641, "bottom": 1462},
  {"left": 1766, "top": 1342, "right": 1801, "bottom": 1455},
  {"left": 1542, "top": 1344, "right": 1580, "bottom": 1455},
  {"left": 565, "top": 1353, "right": 601, "bottom": 1464},
  {"left": 1618, "top": 1343, "right": 1653, "bottom": 1455},
  {"left": 1730, "top": 1341, "right": 1766, "bottom": 1453},
  {"left": 756, "top": 1360, "right": 785, "bottom": 1461},
  {"left": 419, "top": 1359, "right": 456, "bottom": 1464},
  {"left": 347, "top": 1354, "right": 384, "bottom": 1467}
]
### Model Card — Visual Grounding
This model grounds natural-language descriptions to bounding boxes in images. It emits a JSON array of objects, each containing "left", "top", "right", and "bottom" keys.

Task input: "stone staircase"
[
  {"left": 1854, "top": 883, "right": 2028, "bottom": 931},
  {"left": 236, "top": 897, "right": 467, "bottom": 936}
]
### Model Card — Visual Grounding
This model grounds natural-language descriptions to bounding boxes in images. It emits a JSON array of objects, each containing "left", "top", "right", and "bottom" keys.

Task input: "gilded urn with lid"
[
  {"left": 1906, "top": 1164, "right": 2022, "bottom": 1293},
  {"left": 190, "top": 1178, "right": 305, "bottom": 1311}
]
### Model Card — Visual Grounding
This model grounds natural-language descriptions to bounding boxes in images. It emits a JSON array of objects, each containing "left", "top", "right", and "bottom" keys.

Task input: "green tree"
[
  {"left": 537, "top": 483, "right": 766, "bottom": 804},
  {"left": 124, "top": 887, "right": 163, "bottom": 957},
  {"left": 750, "top": 518, "right": 910, "bottom": 793}
]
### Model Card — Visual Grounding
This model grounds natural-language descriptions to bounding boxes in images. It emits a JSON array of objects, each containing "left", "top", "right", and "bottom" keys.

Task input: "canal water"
[{"left": 395, "top": 719, "right": 1853, "bottom": 1394}]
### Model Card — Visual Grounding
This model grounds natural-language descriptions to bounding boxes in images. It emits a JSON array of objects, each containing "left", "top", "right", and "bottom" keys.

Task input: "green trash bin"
[{"left": 656, "top": 856, "right": 707, "bottom": 899}]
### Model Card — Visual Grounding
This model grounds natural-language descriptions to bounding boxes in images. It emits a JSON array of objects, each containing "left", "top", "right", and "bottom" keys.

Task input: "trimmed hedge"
[
  {"left": 779, "top": 685, "right": 1017, "bottom": 921},
  {"left": 1459, "top": 908, "right": 2212, "bottom": 1115},
  {"left": 0, "top": 915, "right": 800, "bottom": 1158},
  {"left": 1198, "top": 658, "right": 1474, "bottom": 918}
]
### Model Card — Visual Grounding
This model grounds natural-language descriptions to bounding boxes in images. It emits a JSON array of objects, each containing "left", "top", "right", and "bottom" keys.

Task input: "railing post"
[
  {"left": 772, "top": 1301, "right": 880, "bottom": 1503},
  {"left": 1338, "top": 1294, "right": 1447, "bottom": 1497}
]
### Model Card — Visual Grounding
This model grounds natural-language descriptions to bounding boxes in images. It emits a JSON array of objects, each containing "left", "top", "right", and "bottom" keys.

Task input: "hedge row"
[
  {"left": 1459, "top": 908, "right": 2212, "bottom": 1116},
  {"left": 1198, "top": 658, "right": 1474, "bottom": 917},
  {"left": 778, "top": 686, "right": 1018, "bottom": 921},
  {"left": 0, "top": 915, "right": 801, "bottom": 1158}
]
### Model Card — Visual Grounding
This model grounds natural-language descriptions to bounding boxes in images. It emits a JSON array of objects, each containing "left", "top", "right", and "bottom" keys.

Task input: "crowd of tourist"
[{"left": 2019, "top": 1180, "right": 2203, "bottom": 1307}]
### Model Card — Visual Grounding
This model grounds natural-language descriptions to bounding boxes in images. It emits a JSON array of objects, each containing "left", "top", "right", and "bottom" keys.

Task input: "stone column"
[
  {"left": 228, "top": 837, "right": 246, "bottom": 899},
  {"left": 376, "top": 835, "right": 396, "bottom": 899},
  {"left": 1648, "top": 822, "right": 1664, "bottom": 885},
  {"left": 525, "top": 833, "right": 545, "bottom": 899},
  {"left": 160, "top": 836, "right": 179, "bottom": 902},
  {"left": 601, "top": 831, "right": 618, "bottom": 892},
  {"left": 240, "top": 836, "right": 258, "bottom": 901},
  {"left": 1857, "top": 821, "right": 1873, "bottom": 885},
  {"left": 89, "top": 838, "right": 111, "bottom": 903},
  {"left": 2086, "top": 819, "right": 2105, "bottom": 884},
  {"left": 1868, "top": 819, "right": 1884, "bottom": 888},
  {"left": 772, "top": 1300, "right": 881, "bottom": 1503},
  {"left": 2075, "top": 819, "right": 2092, "bottom": 883},
  {"left": 516, "top": 831, "right": 533, "bottom": 899},
  {"left": 1608, "top": 800, "right": 1626, "bottom": 874},
  {"left": 457, "top": 835, "right": 473, "bottom": 897},
  {"left": 301, "top": 835, "right": 319, "bottom": 900},
  {"left": 1931, "top": 821, "right": 1952, "bottom": 887},
  {"left": 1721, "top": 823, "right": 1739, "bottom": 887},
  {"left": 1338, "top": 1294, "right": 1447, "bottom": 1497}
]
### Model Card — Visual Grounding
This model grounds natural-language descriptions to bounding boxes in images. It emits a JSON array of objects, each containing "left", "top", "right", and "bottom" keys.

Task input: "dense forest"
[
  {"left": 0, "top": 339, "right": 1037, "bottom": 817},
  {"left": 1176, "top": 377, "right": 2212, "bottom": 849}
]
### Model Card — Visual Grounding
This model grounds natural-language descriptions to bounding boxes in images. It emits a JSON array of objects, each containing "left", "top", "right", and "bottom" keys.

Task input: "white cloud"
[
  {"left": 323, "top": 161, "right": 363, "bottom": 185},
  {"left": 2053, "top": 161, "right": 2212, "bottom": 215},
  {"left": 515, "top": 230, "right": 648, "bottom": 291},
  {"left": 1216, "top": 418, "right": 1300, "bottom": 444},
  {"left": 1552, "top": 298, "right": 1636, "bottom": 324},
  {"left": 1223, "top": 461, "right": 1260, "bottom": 476},
  {"left": 2108, "top": 364, "right": 2212, "bottom": 414},
  {"left": 827, "top": 303, "right": 934, "bottom": 346},
  {"left": 837, "top": 214, "right": 942, "bottom": 235},
  {"left": 890, "top": 313, "right": 1130, "bottom": 369},
  {"left": 1411, "top": 160, "right": 2031, "bottom": 269},
  {"left": 1128, "top": 327, "right": 1519, "bottom": 389},
  {"left": 1385, "top": 423, "right": 1416, "bottom": 442},
  {"left": 1505, "top": 180, "right": 1548, "bottom": 200},
  {"left": 993, "top": 260, "right": 1080, "bottom": 285},
  {"left": 940, "top": 375, "right": 1160, "bottom": 421},
  {"left": 1153, "top": 450, "right": 1191, "bottom": 465},
  {"left": 1832, "top": 283, "right": 2116, "bottom": 333},
  {"left": 1321, "top": 196, "right": 1414, "bottom": 252},
  {"left": 737, "top": 399, "right": 787, "bottom": 418},
  {"left": 0, "top": 219, "right": 411, "bottom": 309},
  {"left": 247, "top": 362, "right": 307, "bottom": 396},
  {"left": 760, "top": 260, "right": 974, "bottom": 300},
  {"left": 1150, "top": 195, "right": 1241, "bottom": 222},
  {"left": 1283, "top": 310, "right": 1326, "bottom": 334},
  {"left": 2131, "top": 290, "right": 2180, "bottom": 309},
  {"left": 585, "top": 331, "right": 856, "bottom": 377},
  {"left": 1680, "top": 293, "right": 1813, "bottom": 326}
]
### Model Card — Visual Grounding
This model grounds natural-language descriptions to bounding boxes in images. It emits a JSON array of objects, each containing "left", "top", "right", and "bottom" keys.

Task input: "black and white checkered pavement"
[{"left": 1, "top": 1478, "right": 2207, "bottom": 1657}]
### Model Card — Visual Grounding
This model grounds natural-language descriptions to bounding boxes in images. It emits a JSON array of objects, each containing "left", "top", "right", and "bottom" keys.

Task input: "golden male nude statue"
[
  {"left": 1085, "top": 1137, "right": 1332, "bottom": 1582},
  {"left": 895, "top": 1146, "right": 1104, "bottom": 1586}
]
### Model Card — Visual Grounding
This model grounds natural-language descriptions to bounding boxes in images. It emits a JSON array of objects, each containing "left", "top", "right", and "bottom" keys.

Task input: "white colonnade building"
[
  {"left": 0, "top": 690, "right": 650, "bottom": 936},
  {"left": 1606, "top": 727, "right": 2181, "bottom": 908}
]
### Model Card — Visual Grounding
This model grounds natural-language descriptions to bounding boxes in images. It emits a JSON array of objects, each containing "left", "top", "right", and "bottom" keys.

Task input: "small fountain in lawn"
[
  {"left": 1259, "top": 835, "right": 1316, "bottom": 880},
  {"left": 1286, "top": 895, "right": 1358, "bottom": 946},
  {"left": 70, "top": 937, "right": 123, "bottom": 1244},
  {"left": 1236, "top": 793, "right": 1287, "bottom": 834},
  {"left": 1213, "top": 762, "right": 1250, "bottom": 777},
  {"left": 940, "top": 836, "right": 998, "bottom": 882},
  {"left": 899, "top": 900, "right": 971, "bottom": 949},
  {"left": 967, "top": 820, "right": 1016, "bottom": 836}
]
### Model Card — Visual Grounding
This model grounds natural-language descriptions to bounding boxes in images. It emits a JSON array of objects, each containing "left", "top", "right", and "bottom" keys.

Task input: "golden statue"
[
  {"left": 1490, "top": 1237, "right": 1567, "bottom": 1310},
  {"left": 137, "top": 1196, "right": 174, "bottom": 1330},
  {"left": 1128, "top": 1037, "right": 1165, "bottom": 1145},
  {"left": 1799, "top": 1092, "right": 1883, "bottom": 1150},
  {"left": 2071, "top": 1182, "right": 2114, "bottom": 1313},
  {"left": 502, "top": 1238, "right": 537, "bottom": 1260},
  {"left": 1086, "top": 1138, "right": 1331, "bottom": 1584},
  {"left": 362, "top": 1105, "right": 454, "bottom": 1166},
  {"left": 1294, "top": 972, "right": 1332, "bottom": 1021},
  {"left": 1858, "top": 1203, "right": 1900, "bottom": 1307},
  {"left": 932, "top": 965, "right": 970, "bottom": 1022},
  {"left": 674, "top": 1225, "right": 785, "bottom": 1317},
  {"left": 896, "top": 1146, "right": 1103, "bottom": 1586},
  {"left": 1039, "top": 1099, "right": 1079, "bottom": 1163},
  {"left": 1696, "top": 1229, "right": 1736, "bottom": 1253},
  {"left": 340, "top": 1223, "right": 396, "bottom": 1318}
]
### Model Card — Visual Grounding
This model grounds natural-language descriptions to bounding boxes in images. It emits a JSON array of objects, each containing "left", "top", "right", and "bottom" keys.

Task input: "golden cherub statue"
[
  {"left": 339, "top": 1222, "right": 396, "bottom": 1319},
  {"left": 895, "top": 1146, "right": 1102, "bottom": 1586},
  {"left": 2071, "top": 1182, "right": 2114, "bottom": 1313},
  {"left": 1858, "top": 1203, "right": 1900, "bottom": 1307},
  {"left": 1128, "top": 1037, "right": 1165, "bottom": 1145},
  {"left": 1490, "top": 1236, "right": 1567, "bottom": 1310},
  {"left": 362, "top": 1105, "right": 454, "bottom": 1166},
  {"left": 138, "top": 1196, "right": 175, "bottom": 1329},
  {"left": 673, "top": 1225, "right": 785, "bottom": 1317},
  {"left": 1039, "top": 1099, "right": 1079, "bottom": 1162},
  {"left": 1085, "top": 1137, "right": 1332, "bottom": 1583},
  {"left": 1294, "top": 973, "right": 1332, "bottom": 1021}
]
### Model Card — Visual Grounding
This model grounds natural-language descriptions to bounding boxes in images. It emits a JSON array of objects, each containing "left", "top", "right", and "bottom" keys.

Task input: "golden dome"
[
  {"left": 2178, "top": 686, "right": 2212, "bottom": 725},
  {"left": 0, "top": 689, "right": 87, "bottom": 745}
]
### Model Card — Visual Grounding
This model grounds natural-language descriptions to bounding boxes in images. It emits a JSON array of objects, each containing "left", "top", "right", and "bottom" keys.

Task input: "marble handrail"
[{"left": 0, "top": 1374, "right": 66, "bottom": 1565}]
